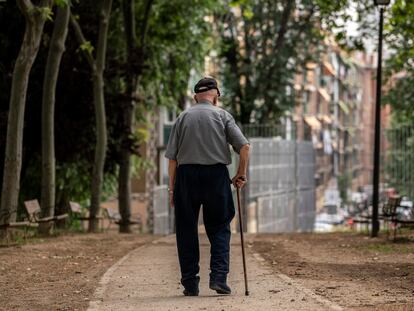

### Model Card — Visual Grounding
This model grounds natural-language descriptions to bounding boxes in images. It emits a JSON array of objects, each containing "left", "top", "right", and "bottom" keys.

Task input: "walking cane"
[{"left": 236, "top": 180, "right": 249, "bottom": 296}]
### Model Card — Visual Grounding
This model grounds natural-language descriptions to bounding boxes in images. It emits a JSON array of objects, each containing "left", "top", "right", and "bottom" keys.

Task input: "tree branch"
[
  {"left": 122, "top": 0, "right": 136, "bottom": 52},
  {"left": 16, "top": 0, "right": 34, "bottom": 13},
  {"left": 274, "top": 0, "right": 294, "bottom": 53},
  {"left": 139, "top": 0, "right": 154, "bottom": 48},
  {"left": 264, "top": 0, "right": 297, "bottom": 84},
  {"left": 69, "top": 14, "right": 95, "bottom": 69},
  {"left": 95, "top": 0, "right": 113, "bottom": 72}
]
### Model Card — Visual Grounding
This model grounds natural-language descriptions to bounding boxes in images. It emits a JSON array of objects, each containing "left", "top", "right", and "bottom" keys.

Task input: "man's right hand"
[{"left": 232, "top": 174, "right": 247, "bottom": 188}]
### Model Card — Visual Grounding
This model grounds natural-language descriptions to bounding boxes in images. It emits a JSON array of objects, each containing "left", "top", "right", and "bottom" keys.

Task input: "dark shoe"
[
  {"left": 209, "top": 281, "right": 231, "bottom": 295},
  {"left": 182, "top": 276, "right": 200, "bottom": 296},
  {"left": 183, "top": 288, "right": 199, "bottom": 296}
]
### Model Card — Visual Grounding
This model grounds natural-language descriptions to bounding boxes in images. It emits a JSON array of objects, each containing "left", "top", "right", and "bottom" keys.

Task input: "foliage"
[
  {"left": 384, "top": 0, "right": 414, "bottom": 123},
  {"left": 106, "top": 0, "right": 216, "bottom": 159},
  {"left": 216, "top": 0, "right": 376, "bottom": 124},
  {"left": 0, "top": 0, "right": 216, "bottom": 219},
  {"left": 141, "top": 0, "right": 216, "bottom": 110},
  {"left": 2, "top": 0, "right": 412, "bottom": 220}
]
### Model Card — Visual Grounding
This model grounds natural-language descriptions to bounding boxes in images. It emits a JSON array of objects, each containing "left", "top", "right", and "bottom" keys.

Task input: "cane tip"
[{"left": 245, "top": 290, "right": 249, "bottom": 296}]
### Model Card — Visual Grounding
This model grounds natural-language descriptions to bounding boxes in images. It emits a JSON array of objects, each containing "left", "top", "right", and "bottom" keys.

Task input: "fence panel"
[
  {"left": 249, "top": 138, "right": 316, "bottom": 233},
  {"left": 153, "top": 185, "right": 173, "bottom": 235},
  {"left": 385, "top": 125, "right": 414, "bottom": 200},
  {"left": 257, "top": 190, "right": 296, "bottom": 232},
  {"left": 152, "top": 138, "right": 316, "bottom": 234}
]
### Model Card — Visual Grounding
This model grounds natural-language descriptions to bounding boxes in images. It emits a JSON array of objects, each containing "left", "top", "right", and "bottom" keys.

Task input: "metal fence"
[
  {"left": 242, "top": 123, "right": 296, "bottom": 140},
  {"left": 153, "top": 138, "right": 316, "bottom": 234},
  {"left": 153, "top": 185, "right": 174, "bottom": 235},
  {"left": 248, "top": 139, "right": 316, "bottom": 233},
  {"left": 385, "top": 125, "right": 414, "bottom": 199}
]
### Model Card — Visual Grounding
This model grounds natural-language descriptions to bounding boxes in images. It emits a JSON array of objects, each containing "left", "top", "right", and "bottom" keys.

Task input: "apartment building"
[{"left": 293, "top": 38, "right": 377, "bottom": 209}]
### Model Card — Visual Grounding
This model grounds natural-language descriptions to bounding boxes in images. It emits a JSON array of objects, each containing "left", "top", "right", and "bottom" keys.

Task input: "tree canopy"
[{"left": 0, "top": 0, "right": 216, "bottom": 221}]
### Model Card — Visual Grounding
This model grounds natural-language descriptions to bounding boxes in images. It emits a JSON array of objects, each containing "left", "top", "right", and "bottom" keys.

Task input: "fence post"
[{"left": 293, "top": 140, "right": 299, "bottom": 232}]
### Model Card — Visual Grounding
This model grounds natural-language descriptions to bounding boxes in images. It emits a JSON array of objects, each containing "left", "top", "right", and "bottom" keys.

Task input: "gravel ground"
[
  {"left": 251, "top": 231, "right": 414, "bottom": 310},
  {"left": 88, "top": 234, "right": 341, "bottom": 311},
  {"left": 0, "top": 231, "right": 155, "bottom": 311},
  {"left": 1, "top": 230, "right": 413, "bottom": 311}
]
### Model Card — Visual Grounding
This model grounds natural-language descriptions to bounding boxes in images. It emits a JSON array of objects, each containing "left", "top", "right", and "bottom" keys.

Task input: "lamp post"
[{"left": 372, "top": 0, "right": 390, "bottom": 237}]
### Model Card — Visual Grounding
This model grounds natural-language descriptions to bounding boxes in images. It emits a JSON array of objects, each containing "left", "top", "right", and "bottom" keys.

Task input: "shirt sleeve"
[
  {"left": 223, "top": 111, "right": 249, "bottom": 154},
  {"left": 165, "top": 121, "right": 179, "bottom": 160}
]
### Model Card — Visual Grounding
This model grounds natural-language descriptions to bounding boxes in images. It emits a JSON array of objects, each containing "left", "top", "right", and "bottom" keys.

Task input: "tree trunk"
[
  {"left": 0, "top": 0, "right": 52, "bottom": 229},
  {"left": 118, "top": 151, "right": 132, "bottom": 233},
  {"left": 118, "top": 0, "right": 153, "bottom": 233},
  {"left": 39, "top": 3, "right": 70, "bottom": 236},
  {"left": 117, "top": 0, "right": 136, "bottom": 234},
  {"left": 88, "top": 0, "right": 113, "bottom": 233}
]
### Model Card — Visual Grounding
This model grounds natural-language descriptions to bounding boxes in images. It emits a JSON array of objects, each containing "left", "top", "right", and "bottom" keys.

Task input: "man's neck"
[{"left": 197, "top": 100, "right": 214, "bottom": 106}]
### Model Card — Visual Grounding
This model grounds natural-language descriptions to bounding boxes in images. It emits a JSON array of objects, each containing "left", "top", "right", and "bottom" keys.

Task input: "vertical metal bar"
[
  {"left": 372, "top": 7, "right": 384, "bottom": 237},
  {"left": 293, "top": 140, "right": 298, "bottom": 231},
  {"left": 411, "top": 126, "right": 413, "bottom": 199},
  {"left": 411, "top": 127, "right": 413, "bottom": 199}
]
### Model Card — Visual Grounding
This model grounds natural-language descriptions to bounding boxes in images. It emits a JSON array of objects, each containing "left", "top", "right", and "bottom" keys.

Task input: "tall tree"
[
  {"left": 70, "top": 0, "right": 113, "bottom": 232},
  {"left": 217, "top": 0, "right": 363, "bottom": 124},
  {"left": 0, "top": 0, "right": 53, "bottom": 230},
  {"left": 117, "top": 0, "right": 154, "bottom": 233},
  {"left": 40, "top": 1, "right": 70, "bottom": 235}
]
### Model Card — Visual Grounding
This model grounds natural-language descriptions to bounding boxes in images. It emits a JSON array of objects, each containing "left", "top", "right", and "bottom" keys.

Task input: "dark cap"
[{"left": 194, "top": 77, "right": 221, "bottom": 97}]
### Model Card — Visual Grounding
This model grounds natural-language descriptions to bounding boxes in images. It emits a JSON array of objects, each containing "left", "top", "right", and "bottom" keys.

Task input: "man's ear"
[{"left": 194, "top": 95, "right": 198, "bottom": 103}]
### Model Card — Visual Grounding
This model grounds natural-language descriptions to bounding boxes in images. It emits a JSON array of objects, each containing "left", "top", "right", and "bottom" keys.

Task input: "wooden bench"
[
  {"left": 69, "top": 202, "right": 103, "bottom": 230},
  {"left": 24, "top": 200, "right": 69, "bottom": 225},
  {"left": 102, "top": 207, "right": 142, "bottom": 231},
  {"left": 381, "top": 196, "right": 414, "bottom": 241},
  {"left": 380, "top": 196, "right": 400, "bottom": 239}
]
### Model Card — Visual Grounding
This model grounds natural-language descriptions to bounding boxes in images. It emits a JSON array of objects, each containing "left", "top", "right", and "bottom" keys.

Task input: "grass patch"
[{"left": 356, "top": 243, "right": 413, "bottom": 254}]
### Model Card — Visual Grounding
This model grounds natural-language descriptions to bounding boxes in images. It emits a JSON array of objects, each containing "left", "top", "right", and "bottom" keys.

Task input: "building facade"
[{"left": 293, "top": 38, "right": 381, "bottom": 209}]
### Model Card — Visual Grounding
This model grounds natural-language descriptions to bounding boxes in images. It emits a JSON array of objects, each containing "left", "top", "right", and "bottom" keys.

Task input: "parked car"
[
  {"left": 314, "top": 204, "right": 346, "bottom": 232},
  {"left": 397, "top": 196, "right": 414, "bottom": 221},
  {"left": 314, "top": 221, "right": 334, "bottom": 232}
]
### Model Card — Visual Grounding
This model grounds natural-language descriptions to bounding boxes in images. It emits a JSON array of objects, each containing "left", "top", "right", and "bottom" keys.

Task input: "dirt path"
[
  {"left": 1, "top": 231, "right": 412, "bottom": 310},
  {"left": 89, "top": 234, "right": 343, "bottom": 311},
  {"left": 0, "top": 232, "right": 154, "bottom": 311},
  {"left": 252, "top": 232, "right": 414, "bottom": 311}
]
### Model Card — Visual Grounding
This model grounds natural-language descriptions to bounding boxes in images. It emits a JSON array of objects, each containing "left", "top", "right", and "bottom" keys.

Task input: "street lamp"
[{"left": 371, "top": 0, "right": 390, "bottom": 237}]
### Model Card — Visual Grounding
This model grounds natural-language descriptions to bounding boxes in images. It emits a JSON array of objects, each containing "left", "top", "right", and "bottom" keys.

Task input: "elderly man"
[{"left": 165, "top": 77, "right": 250, "bottom": 296}]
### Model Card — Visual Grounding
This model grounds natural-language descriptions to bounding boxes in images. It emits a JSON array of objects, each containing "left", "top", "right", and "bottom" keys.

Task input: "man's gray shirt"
[{"left": 165, "top": 101, "right": 249, "bottom": 165}]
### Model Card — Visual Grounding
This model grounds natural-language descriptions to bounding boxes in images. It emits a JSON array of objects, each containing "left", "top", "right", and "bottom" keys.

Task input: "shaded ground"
[
  {"left": 0, "top": 231, "right": 154, "bottom": 311},
  {"left": 251, "top": 231, "right": 414, "bottom": 311}
]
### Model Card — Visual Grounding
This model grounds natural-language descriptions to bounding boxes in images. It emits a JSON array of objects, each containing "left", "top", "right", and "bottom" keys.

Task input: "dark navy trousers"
[{"left": 174, "top": 164, "right": 235, "bottom": 289}]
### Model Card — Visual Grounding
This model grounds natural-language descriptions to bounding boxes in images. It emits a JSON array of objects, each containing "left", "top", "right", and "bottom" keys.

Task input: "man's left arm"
[
  {"left": 232, "top": 144, "right": 250, "bottom": 188},
  {"left": 223, "top": 111, "right": 250, "bottom": 187}
]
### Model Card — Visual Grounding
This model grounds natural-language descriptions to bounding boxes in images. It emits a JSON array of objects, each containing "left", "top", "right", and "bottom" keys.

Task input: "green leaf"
[
  {"left": 242, "top": 8, "right": 253, "bottom": 20},
  {"left": 38, "top": 6, "right": 54, "bottom": 21},
  {"left": 80, "top": 41, "right": 94, "bottom": 55}
]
